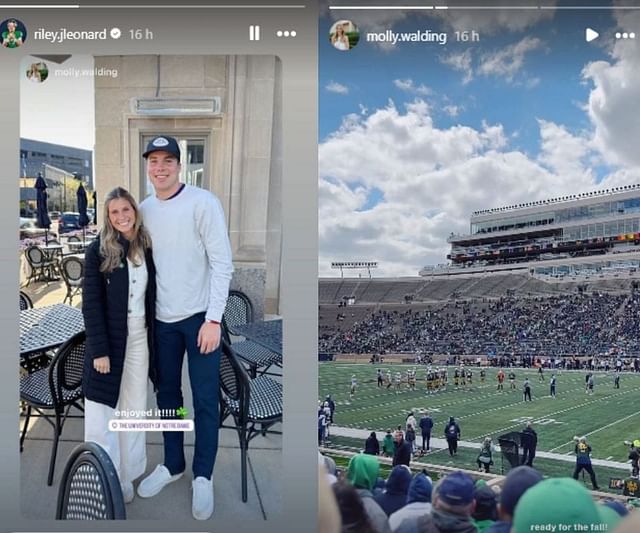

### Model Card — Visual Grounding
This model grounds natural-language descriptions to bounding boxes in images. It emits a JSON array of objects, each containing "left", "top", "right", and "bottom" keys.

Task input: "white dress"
[
  {"left": 333, "top": 37, "right": 349, "bottom": 51},
  {"left": 84, "top": 257, "right": 149, "bottom": 485}
]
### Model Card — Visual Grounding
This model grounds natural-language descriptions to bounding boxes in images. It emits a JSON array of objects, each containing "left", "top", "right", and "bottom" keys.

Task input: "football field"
[{"left": 319, "top": 363, "right": 640, "bottom": 463}]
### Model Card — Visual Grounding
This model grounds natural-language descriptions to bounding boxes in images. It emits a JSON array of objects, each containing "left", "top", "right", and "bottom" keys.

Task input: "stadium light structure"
[{"left": 331, "top": 261, "right": 378, "bottom": 278}]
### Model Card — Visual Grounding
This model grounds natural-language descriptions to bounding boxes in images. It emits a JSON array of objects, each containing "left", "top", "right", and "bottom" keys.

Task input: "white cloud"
[
  {"left": 319, "top": 98, "right": 631, "bottom": 277},
  {"left": 478, "top": 36, "right": 544, "bottom": 82},
  {"left": 359, "top": 103, "right": 368, "bottom": 115},
  {"left": 582, "top": 35, "right": 640, "bottom": 167},
  {"left": 440, "top": 49, "right": 474, "bottom": 84},
  {"left": 537, "top": 119, "right": 593, "bottom": 185},
  {"left": 443, "top": 104, "right": 463, "bottom": 117},
  {"left": 326, "top": 81, "right": 349, "bottom": 94},
  {"left": 393, "top": 78, "right": 432, "bottom": 96}
]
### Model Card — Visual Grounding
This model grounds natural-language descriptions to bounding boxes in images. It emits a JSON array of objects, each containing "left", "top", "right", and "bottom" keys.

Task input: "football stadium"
[{"left": 319, "top": 187, "right": 640, "bottom": 499}]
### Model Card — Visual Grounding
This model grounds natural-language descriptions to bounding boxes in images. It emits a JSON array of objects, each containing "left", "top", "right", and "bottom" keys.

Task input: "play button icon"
[{"left": 586, "top": 28, "right": 599, "bottom": 42}]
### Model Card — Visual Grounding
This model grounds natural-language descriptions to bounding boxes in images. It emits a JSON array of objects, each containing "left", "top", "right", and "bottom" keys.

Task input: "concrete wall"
[{"left": 94, "top": 55, "right": 281, "bottom": 315}]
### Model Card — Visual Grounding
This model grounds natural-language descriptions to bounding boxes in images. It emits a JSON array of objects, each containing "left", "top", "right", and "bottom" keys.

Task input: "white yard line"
[
  {"left": 469, "top": 388, "right": 635, "bottom": 442},
  {"left": 547, "top": 410, "right": 640, "bottom": 452}
]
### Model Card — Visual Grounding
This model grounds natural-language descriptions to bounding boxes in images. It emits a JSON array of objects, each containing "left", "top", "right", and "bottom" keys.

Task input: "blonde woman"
[
  {"left": 331, "top": 23, "right": 350, "bottom": 51},
  {"left": 82, "top": 187, "right": 157, "bottom": 503}
]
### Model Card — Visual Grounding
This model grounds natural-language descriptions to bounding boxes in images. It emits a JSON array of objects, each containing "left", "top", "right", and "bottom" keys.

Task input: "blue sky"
[
  {"left": 321, "top": 10, "right": 609, "bottom": 146},
  {"left": 319, "top": 4, "right": 640, "bottom": 276}
]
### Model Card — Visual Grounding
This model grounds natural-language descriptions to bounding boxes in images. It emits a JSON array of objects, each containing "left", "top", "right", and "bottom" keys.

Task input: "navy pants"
[{"left": 155, "top": 313, "right": 220, "bottom": 479}]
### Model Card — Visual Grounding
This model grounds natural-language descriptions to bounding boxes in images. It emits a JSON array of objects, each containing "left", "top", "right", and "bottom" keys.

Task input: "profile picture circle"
[
  {"left": 329, "top": 20, "right": 359, "bottom": 51},
  {"left": 26, "top": 61, "right": 48, "bottom": 83},
  {"left": 1, "top": 18, "right": 27, "bottom": 49}
]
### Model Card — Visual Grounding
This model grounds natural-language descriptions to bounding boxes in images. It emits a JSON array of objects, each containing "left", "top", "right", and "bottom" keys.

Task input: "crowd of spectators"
[
  {"left": 319, "top": 453, "right": 638, "bottom": 533},
  {"left": 319, "top": 291, "right": 640, "bottom": 359}
]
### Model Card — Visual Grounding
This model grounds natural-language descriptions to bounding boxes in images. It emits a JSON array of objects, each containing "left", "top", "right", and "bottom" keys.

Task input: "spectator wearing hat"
[
  {"left": 388, "top": 473, "right": 432, "bottom": 531},
  {"left": 472, "top": 483, "right": 497, "bottom": 532},
  {"left": 396, "top": 471, "right": 477, "bottom": 533},
  {"left": 346, "top": 454, "right": 392, "bottom": 533},
  {"left": 375, "top": 465, "right": 413, "bottom": 517},
  {"left": 485, "top": 465, "right": 542, "bottom": 533},
  {"left": 365, "top": 432, "right": 381, "bottom": 456},
  {"left": 512, "top": 478, "right": 615, "bottom": 531},
  {"left": 393, "top": 430, "right": 413, "bottom": 468}
]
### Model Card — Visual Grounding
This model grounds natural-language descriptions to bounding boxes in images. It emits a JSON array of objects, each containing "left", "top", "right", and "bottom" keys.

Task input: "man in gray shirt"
[{"left": 136, "top": 135, "right": 233, "bottom": 520}]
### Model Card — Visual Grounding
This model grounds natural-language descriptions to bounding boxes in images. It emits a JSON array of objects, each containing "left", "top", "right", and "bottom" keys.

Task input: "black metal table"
[
  {"left": 231, "top": 319, "right": 282, "bottom": 377},
  {"left": 20, "top": 304, "right": 85, "bottom": 358},
  {"left": 233, "top": 319, "right": 282, "bottom": 355}
]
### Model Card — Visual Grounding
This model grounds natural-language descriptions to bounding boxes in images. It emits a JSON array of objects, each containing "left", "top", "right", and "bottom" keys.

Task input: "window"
[{"left": 142, "top": 135, "right": 208, "bottom": 197}]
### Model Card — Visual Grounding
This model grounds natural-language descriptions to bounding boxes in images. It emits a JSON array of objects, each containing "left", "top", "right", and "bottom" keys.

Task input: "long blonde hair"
[{"left": 99, "top": 187, "right": 151, "bottom": 273}]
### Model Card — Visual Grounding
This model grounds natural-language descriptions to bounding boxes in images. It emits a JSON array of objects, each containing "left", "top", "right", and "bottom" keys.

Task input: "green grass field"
[{"left": 319, "top": 363, "right": 640, "bottom": 463}]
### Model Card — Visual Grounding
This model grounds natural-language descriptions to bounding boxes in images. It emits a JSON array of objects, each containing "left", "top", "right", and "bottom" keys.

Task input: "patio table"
[
  {"left": 233, "top": 319, "right": 282, "bottom": 357},
  {"left": 20, "top": 304, "right": 84, "bottom": 358}
]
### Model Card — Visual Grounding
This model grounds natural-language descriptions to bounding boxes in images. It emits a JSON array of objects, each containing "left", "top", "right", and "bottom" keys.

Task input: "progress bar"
[
  {"left": 0, "top": 3, "right": 306, "bottom": 8},
  {"left": 329, "top": 4, "right": 640, "bottom": 9}
]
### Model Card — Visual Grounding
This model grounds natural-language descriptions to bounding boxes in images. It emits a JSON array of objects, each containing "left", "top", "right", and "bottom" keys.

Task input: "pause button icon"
[{"left": 249, "top": 25, "right": 260, "bottom": 41}]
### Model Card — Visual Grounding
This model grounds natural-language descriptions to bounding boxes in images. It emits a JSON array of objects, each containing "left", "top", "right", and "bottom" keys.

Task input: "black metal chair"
[
  {"left": 19, "top": 290, "right": 33, "bottom": 310},
  {"left": 56, "top": 442, "right": 126, "bottom": 520},
  {"left": 60, "top": 256, "right": 84, "bottom": 305},
  {"left": 66, "top": 235, "right": 83, "bottom": 254},
  {"left": 219, "top": 339, "right": 282, "bottom": 502},
  {"left": 20, "top": 331, "right": 86, "bottom": 486},
  {"left": 24, "top": 245, "right": 58, "bottom": 285},
  {"left": 222, "top": 290, "right": 281, "bottom": 378}
]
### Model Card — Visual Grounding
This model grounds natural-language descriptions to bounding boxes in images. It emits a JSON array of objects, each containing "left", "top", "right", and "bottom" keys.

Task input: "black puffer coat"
[{"left": 82, "top": 236, "right": 157, "bottom": 408}]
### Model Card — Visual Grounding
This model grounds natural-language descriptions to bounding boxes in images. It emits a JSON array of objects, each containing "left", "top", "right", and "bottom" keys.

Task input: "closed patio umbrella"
[
  {"left": 76, "top": 183, "right": 89, "bottom": 242},
  {"left": 34, "top": 173, "right": 51, "bottom": 245}
]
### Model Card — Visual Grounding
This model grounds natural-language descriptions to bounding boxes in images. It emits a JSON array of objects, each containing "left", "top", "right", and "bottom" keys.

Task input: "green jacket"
[{"left": 382, "top": 434, "right": 395, "bottom": 455}]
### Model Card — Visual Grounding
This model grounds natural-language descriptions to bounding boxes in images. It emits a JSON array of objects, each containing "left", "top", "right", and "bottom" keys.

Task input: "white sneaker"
[
  {"left": 121, "top": 481, "right": 134, "bottom": 504},
  {"left": 137, "top": 464, "right": 183, "bottom": 498},
  {"left": 192, "top": 477, "right": 214, "bottom": 520}
]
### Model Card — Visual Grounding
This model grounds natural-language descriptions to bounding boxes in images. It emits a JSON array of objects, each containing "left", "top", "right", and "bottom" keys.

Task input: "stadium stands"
[{"left": 319, "top": 274, "right": 640, "bottom": 358}]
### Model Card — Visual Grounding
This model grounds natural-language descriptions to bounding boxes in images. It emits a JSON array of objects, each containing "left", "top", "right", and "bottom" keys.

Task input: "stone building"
[{"left": 94, "top": 55, "right": 282, "bottom": 316}]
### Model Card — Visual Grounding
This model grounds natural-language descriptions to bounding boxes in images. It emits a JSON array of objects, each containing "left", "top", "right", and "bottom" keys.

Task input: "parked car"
[
  {"left": 58, "top": 212, "right": 82, "bottom": 234},
  {"left": 20, "top": 218, "right": 56, "bottom": 240},
  {"left": 49, "top": 210, "right": 61, "bottom": 220}
]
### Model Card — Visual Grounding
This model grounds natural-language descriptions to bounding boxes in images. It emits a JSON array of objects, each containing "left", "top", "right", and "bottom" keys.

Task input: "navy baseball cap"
[
  {"left": 500, "top": 465, "right": 544, "bottom": 515},
  {"left": 143, "top": 135, "right": 181, "bottom": 160},
  {"left": 438, "top": 472, "right": 474, "bottom": 506}
]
